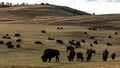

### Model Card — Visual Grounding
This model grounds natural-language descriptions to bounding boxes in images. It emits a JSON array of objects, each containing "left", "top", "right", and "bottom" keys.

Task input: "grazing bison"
[
  {"left": 56, "top": 40, "right": 64, "bottom": 44},
  {"left": 115, "top": 32, "right": 118, "bottom": 35},
  {"left": 90, "top": 44, "right": 93, "bottom": 47},
  {"left": 84, "top": 32, "right": 87, "bottom": 34},
  {"left": 67, "top": 50, "right": 75, "bottom": 62},
  {"left": 7, "top": 45, "right": 14, "bottom": 48},
  {"left": 102, "top": 49, "right": 109, "bottom": 61},
  {"left": 75, "top": 41, "right": 81, "bottom": 48},
  {"left": 0, "top": 41, "right": 4, "bottom": 44},
  {"left": 15, "top": 33, "right": 21, "bottom": 37},
  {"left": 106, "top": 43, "right": 112, "bottom": 46},
  {"left": 69, "top": 40, "right": 75, "bottom": 45},
  {"left": 111, "top": 53, "right": 116, "bottom": 60},
  {"left": 16, "top": 39, "right": 22, "bottom": 42},
  {"left": 76, "top": 52, "right": 84, "bottom": 61},
  {"left": 2, "top": 36, "right": 7, "bottom": 39},
  {"left": 90, "top": 36, "right": 94, "bottom": 39},
  {"left": 34, "top": 41, "right": 43, "bottom": 45},
  {"left": 93, "top": 40, "right": 98, "bottom": 45},
  {"left": 86, "top": 49, "right": 96, "bottom": 54},
  {"left": 86, "top": 51, "right": 92, "bottom": 61},
  {"left": 16, "top": 44, "right": 20, "bottom": 48},
  {"left": 48, "top": 37, "right": 54, "bottom": 40},
  {"left": 57, "top": 27, "right": 63, "bottom": 30},
  {"left": 66, "top": 46, "right": 74, "bottom": 52},
  {"left": 6, "top": 42, "right": 12, "bottom": 45},
  {"left": 41, "top": 30, "right": 46, "bottom": 33},
  {"left": 81, "top": 39, "right": 86, "bottom": 43},
  {"left": 41, "top": 49, "right": 60, "bottom": 62},
  {"left": 88, "top": 27, "right": 97, "bottom": 30},
  {"left": 86, "top": 49, "right": 96, "bottom": 61},
  {"left": 108, "top": 36, "right": 112, "bottom": 38}
]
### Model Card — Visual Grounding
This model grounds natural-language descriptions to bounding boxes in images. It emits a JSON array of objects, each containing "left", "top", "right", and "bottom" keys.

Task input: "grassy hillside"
[
  {"left": 0, "top": 4, "right": 120, "bottom": 68},
  {"left": 0, "top": 4, "right": 120, "bottom": 30}
]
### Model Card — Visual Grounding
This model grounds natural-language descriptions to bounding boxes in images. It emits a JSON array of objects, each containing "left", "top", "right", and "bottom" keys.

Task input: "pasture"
[{"left": 0, "top": 23, "right": 119, "bottom": 68}]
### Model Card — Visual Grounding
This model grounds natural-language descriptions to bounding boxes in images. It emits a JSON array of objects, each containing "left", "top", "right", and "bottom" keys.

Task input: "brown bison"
[
  {"left": 111, "top": 53, "right": 116, "bottom": 60},
  {"left": 67, "top": 50, "right": 75, "bottom": 62},
  {"left": 76, "top": 52, "right": 84, "bottom": 61},
  {"left": 41, "top": 49, "right": 60, "bottom": 62},
  {"left": 102, "top": 49, "right": 109, "bottom": 61},
  {"left": 66, "top": 46, "right": 74, "bottom": 52}
]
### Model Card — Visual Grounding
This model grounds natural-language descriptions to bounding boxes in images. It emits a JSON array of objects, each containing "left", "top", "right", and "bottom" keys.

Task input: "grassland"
[
  {"left": 0, "top": 24, "right": 119, "bottom": 68},
  {"left": 0, "top": 5, "right": 120, "bottom": 68}
]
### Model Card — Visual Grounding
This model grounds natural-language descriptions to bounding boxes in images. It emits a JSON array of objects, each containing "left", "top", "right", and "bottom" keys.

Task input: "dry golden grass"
[
  {"left": 0, "top": 24, "right": 119, "bottom": 68},
  {"left": 0, "top": 4, "right": 120, "bottom": 68}
]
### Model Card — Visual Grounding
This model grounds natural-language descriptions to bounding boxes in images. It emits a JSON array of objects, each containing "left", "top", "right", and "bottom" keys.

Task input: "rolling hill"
[
  {"left": 0, "top": 4, "right": 120, "bottom": 30},
  {"left": 0, "top": 4, "right": 120, "bottom": 68}
]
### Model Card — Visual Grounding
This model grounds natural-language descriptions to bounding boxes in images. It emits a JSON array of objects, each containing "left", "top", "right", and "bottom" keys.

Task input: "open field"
[
  {"left": 0, "top": 4, "right": 120, "bottom": 68},
  {"left": 0, "top": 24, "right": 119, "bottom": 68}
]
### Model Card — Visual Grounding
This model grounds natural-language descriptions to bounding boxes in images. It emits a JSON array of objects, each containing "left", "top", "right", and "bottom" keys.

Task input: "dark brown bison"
[
  {"left": 86, "top": 49, "right": 96, "bottom": 54},
  {"left": 115, "top": 32, "right": 118, "bottom": 35},
  {"left": 6, "top": 42, "right": 12, "bottom": 45},
  {"left": 66, "top": 46, "right": 74, "bottom": 52},
  {"left": 102, "top": 49, "right": 109, "bottom": 61},
  {"left": 56, "top": 40, "right": 64, "bottom": 44},
  {"left": 75, "top": 41, "right": 81, "bottom": 48},
  {"left": 84, "top": 32, "right": 87, "bottom": 34},
  {"left": 16, "top": 44, "right": 20, "bottom": 48},
  {"left": 48, "top": 37, "right": 54, "bottom": 40},
  {"left": 41, "top": 30, "right": 46, "bottom": 33},
  {"left": 81, "top": 39, "right": 86, "bottom": 43},
  {"left": 16, "top": 39, "right": 22, "bottom": 42},
  {"left": 41, "top": 49, "right": 60, "bottom": 62},
  {"left": 93, "top": 40, "right": 98, "bottom": 44},
  {"left": 90, "top": 36, "right": 94, "bottom": 39},
  {"left": 34, "top": 41, "right": 43, "bottom": 45},
  {"left": 15, "top": 33, "right": 21, "bottom": 37},
  {"left": 76, "top": 52, "right": 84, "bottom": 61},
  {"left": 106, "top": 43, "right": 112, "bottom": 46},
  {"left": 7, "top": 45, "right": 14, "bottom": 48},
  {"left": 0, "top": 41, "right": 4, "bottom": 44},
  {"left": 69, "top": 40, "right": 75, "bottom": 45},
  {"left": 111, "top": 53, "right": 116, "bottom": 60},
  {"left": 67, "top": 50, "right": 75, "bottom": 62}
]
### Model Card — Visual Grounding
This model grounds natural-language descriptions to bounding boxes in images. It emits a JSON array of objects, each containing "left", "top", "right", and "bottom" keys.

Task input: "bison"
[
  {"left": 93, "top": 40, "right": 98, "bottom": 45},
  {"left": 102, "top": 49, "right": 109, "bottom": 61},
  {"left": 76, "top": 52, "right": 84, "bottom": 61},
  {"left": 16, "top": 44, "right": 20, "bottom": 48},
  {"left": 69, "top": 40, "right": 75, "bottom": 45},
  {"left": 75, "top": 41, "right": 81, "bottom": 48},
  {"left": 86, "top": 49, "right": 96, "bottom": 61},
  {"left": 41, "top": 30, "right": 46, "bottom": 33},
  {"left": 66, "top": 46, "right": 74, "bottom": 52},
  {"left": 41, "top": 49, "right": 60, "bottom": 62},
  {"left": 86, "top": 51, "right": 92, "bottom": 61},
  {"left": 67, "top": 50, "right": 75, "bottom": 62},
  {"left": 56, "top": 40, "right": 64, "bottom": 44},
  {"left": 111, "top": 53, "right": 116, "bottom": 60},
  {"left": 0, "top": 41, "right": 4, "bottom": 44},
  {"left": 15, "top": 33, "right": 21, "bottom": 37},
  {"left": 34, "top": 41, "right": 43, "bottom": 45},
  {"left": 16, "top": 39, "right": 22, "bottom": 42}
]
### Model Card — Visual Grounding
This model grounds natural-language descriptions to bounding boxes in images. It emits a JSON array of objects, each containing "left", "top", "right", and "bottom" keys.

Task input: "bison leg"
[
  {"left": 48, "top": 58, "right": 51, "bottom": 62},
  {"left": 56, "top": 56, "right": 59, "bottom": 62}
]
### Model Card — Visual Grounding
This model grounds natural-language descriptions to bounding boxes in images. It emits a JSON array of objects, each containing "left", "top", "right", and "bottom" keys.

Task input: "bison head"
[{"left": 41, "top": 56, "right": 47, "bottom": 62}]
